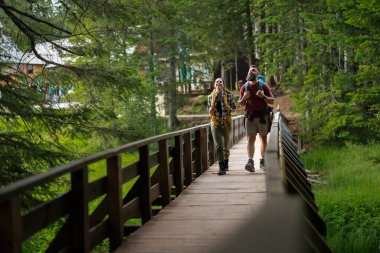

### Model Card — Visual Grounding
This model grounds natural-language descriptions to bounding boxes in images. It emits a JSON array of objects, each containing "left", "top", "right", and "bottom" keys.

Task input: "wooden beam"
[
  {"left": 200, "top": 128, "right": 209, "bottom": 173},
  {"left": 138, "top": 145, "right": 152, "bottom": 224},
  {"left": 106, "top": 154, "right": 123, "bottom": 251},
  {"left": 158, "top": 139, "right": 171, "bottom": 207},
  {"left": 0, "top": 197, "right": 22, "bottom": 253},
  {"left": 173, "top": 135, "right": 184, "bottom": 196},
  {"left": 70, "top": 168, "right": 90, "bottom": 252},
  {"left": 194, "top": 130, "right": 202, "bottom": 177},
  {"left": 183, "top": 133, "right": 193, "bottom": 187}
]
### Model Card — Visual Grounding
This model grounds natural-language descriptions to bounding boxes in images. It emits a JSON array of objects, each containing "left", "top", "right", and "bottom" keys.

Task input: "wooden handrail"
[
  {"left": 0, "top": 115, "right": 245, "bottom": 253},
  {"left": 217, "top": 112, "right": 332, "bottom": 253}
]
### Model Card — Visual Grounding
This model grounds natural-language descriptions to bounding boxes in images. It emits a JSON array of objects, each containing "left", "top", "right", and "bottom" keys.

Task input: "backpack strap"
[
  {"left": 258, "top": 75, "right": 265, "bottom": 90},
  {"left": 244, "top": 81, "right": 249, "bottom": 92}
]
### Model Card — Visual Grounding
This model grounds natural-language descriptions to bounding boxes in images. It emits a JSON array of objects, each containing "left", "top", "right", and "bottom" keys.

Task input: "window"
[{"left": 27, "top": 64, "right": 33, "bottom": 74}]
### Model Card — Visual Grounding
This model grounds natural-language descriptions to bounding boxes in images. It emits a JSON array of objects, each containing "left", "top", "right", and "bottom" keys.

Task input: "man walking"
[{"left": 239, "top": 65, "right": 274, "bottom": 172}]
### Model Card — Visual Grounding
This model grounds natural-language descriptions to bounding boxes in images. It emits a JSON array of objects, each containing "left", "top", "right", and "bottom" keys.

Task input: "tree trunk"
[
  {"left": 220, "top": 62, "right": 225, "bottom": 81},
  {"left": 245, "top": 0, "right": 255, "bottom": 65},
  {"left": 297, "top": 1, "right": 306, "bottom": 84},
  {"left": 229, "top": 68, "right": 233, "bottom": 91},
  {"left": 148, "top": 24, "right": 157, "bottom": 135},
  {"left": 235, "top": 50, "right": 238, "bottom": 90},
  {"left": 167, "top": 56, "right": 179, "bottom": 129}
]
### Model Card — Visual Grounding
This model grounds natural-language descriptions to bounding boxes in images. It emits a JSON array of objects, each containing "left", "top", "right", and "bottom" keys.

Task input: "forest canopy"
[{"left": 1, "top": 0, "right": 379, "bottom": 186}]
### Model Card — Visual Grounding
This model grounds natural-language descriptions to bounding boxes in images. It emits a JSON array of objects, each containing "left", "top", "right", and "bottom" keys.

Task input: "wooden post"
[
  {"left": 230, "top": 120, "right": 234, "bottom": 146},
  {"left": 194, "top": 130, "right": 202, "bottom": 177},
  {"left": 106, "top": 155, "right": 123, "bottom": 251},
  {"left": 200, "top": 128, "right": 209, "bottom": 173},
  {"left": 233, "top": 119, "right": 237, "bottom": 144},
  {"left": 183, "top": 133, "right": 193, "bottom": 187},
  {"left": 70, "top": 168, "right": 90, "bottom": 252},
  {"left": 173, "top": 135, "right": 184, "bottom": 196},
  {"left": 138, "top": 145, "right": 152, "bottom": 224},
  {"left": 240, "top": 117, "right": 244, "bottom": 139},
  {"left": 0, "top": 197, "right": 22, "bottom": 253},
  {"left": 158, "top": 139, "right": 171, "bottom": 207}
]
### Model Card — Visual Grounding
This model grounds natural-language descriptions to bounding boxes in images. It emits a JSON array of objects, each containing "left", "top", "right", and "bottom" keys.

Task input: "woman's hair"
[
  {"left": 214, "top": 78, "right": 224, "bottom": 87},
  {"left": 214, "top": 78, "right": 231, "bottom": 94}
]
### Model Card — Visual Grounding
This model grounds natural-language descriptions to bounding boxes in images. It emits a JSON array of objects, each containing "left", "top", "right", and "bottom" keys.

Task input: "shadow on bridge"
[{"left": 0, "top": 113, "right": 331, "bottom": 252}]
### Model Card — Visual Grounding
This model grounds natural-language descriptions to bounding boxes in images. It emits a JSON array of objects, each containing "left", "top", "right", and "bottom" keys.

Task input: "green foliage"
[
  {"left": 0, "top": 84, "right": 90, "bottom": 186},
  {"left": 23, "top": 218, "right": 67, "bottom": 253},
  {"left": 0, "top": 0, "right": 169, "bottom": 188},
  {"left": 301, "top": 142, "right": 380, "bottom": 253}
]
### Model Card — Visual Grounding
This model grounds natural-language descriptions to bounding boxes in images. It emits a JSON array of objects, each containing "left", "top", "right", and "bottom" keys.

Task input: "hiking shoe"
[
  {"left": 224, "top": 159, "right": 229, "bottom": 171},
  {"left": 260, "top": 159, "right": 265, "bottom": 171},
  {"left": 245, "top": 159, "right": 255, "bottom": 172},
  {"left": 218, "top": 162, "right": 226, "bottom": 175}
]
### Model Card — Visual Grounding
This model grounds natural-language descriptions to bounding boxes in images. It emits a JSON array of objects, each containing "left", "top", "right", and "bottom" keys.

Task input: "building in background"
[{"left": 0, "top": 36, "right": 72, "bottom": 103}]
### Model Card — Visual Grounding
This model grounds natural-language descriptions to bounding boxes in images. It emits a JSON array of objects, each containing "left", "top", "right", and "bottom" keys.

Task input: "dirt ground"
[{"left": 272, "top": 89, "right": 300, "bottom": 135}]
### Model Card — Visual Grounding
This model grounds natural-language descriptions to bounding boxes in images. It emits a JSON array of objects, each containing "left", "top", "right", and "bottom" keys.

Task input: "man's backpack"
[{"left": 243, "top": 75, "right": 274, "bottom": 132}]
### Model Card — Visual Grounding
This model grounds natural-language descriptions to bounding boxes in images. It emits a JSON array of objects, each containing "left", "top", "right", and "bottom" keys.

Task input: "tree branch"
[
  {"left": 0, "top": 1, "right": 72, "bottom": 35},
  {"left": 0, "top": 1, "right": 81, "bottom": 71}
]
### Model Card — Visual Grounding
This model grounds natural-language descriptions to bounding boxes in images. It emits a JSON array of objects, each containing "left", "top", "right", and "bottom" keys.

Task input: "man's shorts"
[{"left": 245, "top": 114, "right": 270, "bottom": 136}]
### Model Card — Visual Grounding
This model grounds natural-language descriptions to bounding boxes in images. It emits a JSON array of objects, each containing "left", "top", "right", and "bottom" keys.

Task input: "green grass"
[
  {"left": 177, "top": 95, "right": 208, "bottom": 115},
  {"left": 176, "top": 91, "right": 242, "bottom": 116},
  {"left": 301, "top": 142, "right": 380, "bottom": 253}
]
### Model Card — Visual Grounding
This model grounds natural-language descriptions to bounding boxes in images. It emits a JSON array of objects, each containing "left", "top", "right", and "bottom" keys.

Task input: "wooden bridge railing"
[
  {"left": 268, "top": 111, "right": 332, "bottom": 252},
  {"left": 0, "top": 116, "right": 245, "bottom": 253},
  {"left": 217, "top": 112, "right": 332, "bottom": 253}
]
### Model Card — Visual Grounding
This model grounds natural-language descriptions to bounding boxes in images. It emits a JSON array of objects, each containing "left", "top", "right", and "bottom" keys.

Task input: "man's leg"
[
  {"left": 259, "top": 134, "right": 267, "bottom": 158},
  {"left": 247, "top": 134, "right": 256, "bottom": 159},
  {"left": 258, "top": 114, "right": 270, "bottom": 170},
  {"left": 245, "top": 118, "right": 258, "bottom": 172}
]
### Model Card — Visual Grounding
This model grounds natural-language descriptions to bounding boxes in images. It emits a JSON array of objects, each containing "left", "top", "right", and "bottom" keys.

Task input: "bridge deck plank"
[{"left": 115, "top": 136, "right": 267, "bottom": 253}]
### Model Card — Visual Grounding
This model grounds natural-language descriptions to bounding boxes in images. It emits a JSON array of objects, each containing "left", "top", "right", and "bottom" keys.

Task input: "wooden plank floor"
[{"left": 115, "top": 136, "right": 267, "bottom": 253}]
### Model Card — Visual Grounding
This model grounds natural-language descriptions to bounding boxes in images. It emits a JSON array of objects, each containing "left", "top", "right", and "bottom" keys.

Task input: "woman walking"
[{"left": 208, "top": 78, "right": 236, "bottom": 175}]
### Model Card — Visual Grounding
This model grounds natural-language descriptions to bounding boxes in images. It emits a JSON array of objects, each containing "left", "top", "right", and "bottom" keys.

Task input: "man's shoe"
[
  {"left": 224, "top": 159, "right": 229, "bottom": 171},
  {"left": 245, "top": 159, "right": 255, "bottom": 172},
  {"left": 260, "top": 159, "right": 265, "bottom": 170},
  {"left": 218, "top": 162, "right": 226, "bottom": 175}
]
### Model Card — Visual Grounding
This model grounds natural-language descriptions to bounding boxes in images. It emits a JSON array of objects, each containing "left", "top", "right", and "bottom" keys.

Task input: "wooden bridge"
[{"left": 0, "top": 112, "right": 332, "bottom": 252}]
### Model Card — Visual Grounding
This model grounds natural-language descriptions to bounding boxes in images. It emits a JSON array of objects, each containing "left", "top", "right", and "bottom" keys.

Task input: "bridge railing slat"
[
  {"left": 173, "top": 135, "right": 184, "bottom": 196},
  {"left": 158, "top": 139, "right": 171, "bottom": 206},
  {"left": 183, "top": 133, "right": 193, "bottom": 187},
  {"left": 137, "top": 145, "right": 152, "bottom": 224},
  {"left": 106, "top": 154, "right": 123, "bottom": 251},
  {"left": 70, "top": 167, "right": 90, "bottom": 252},
  {"left": 0, "top": 196, "right": 23, "bottom": 253}
]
